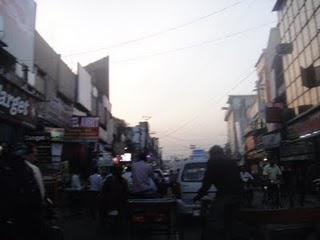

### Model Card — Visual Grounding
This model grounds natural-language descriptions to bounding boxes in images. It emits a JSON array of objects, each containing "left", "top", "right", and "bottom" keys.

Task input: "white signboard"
[
  {"left": 0, "top": 0, "right": 36, "bottom": 69},
  {"left": 77, "top": 64, "right": 92, "bottom": 111}
]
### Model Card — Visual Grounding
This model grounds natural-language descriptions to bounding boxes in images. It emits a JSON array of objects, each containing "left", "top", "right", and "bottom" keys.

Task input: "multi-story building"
[
  {"left": 273, "top": 0, "right": 320, "bottom": 162},
  {"left": 224, "top": 95, "right": 256, "bottom": 161},
  {"left": 0, "top": 0, "right": 42, "bottom": 144}
]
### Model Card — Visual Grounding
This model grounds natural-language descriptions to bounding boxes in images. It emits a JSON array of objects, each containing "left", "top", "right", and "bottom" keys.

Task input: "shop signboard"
[
  {"left": 262, "top": 132, "right": 281, "bottom": 149},
  {"left": 41, "top": 97, "right": 73, "bottom": 127},
  {"left": 45, "top": 127, "right": 65, "bottom": 142},
  {"left": 0, "top": 78, "right": 37, "bottom": 128},
  {"left": 25, "top": 132, "right": 50, "bottom": 142},
  {"left": 245, "top": 135, "right": 256, "bottom": 152},
  {"left": 280, "top": 141, "right": 313, "bottom": 161},
  {"left": 65, "top": 116, "right": 99, "bottom": 141},
  {"left": 288, "top": 109, "right": 320, "bottom": 138}
]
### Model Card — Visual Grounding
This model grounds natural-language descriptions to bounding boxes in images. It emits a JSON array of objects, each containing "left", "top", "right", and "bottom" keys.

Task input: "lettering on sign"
[
  {"left": 71, "top": 116, "right": 99, "bottom": 128},
  {"left": 0, "top": 83, "right": 30, "bottom": 116}
]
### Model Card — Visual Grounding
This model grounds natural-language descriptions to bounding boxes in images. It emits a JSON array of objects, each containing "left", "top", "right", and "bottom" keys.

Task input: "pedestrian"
[
  {"left": 240, "top": 166, "right": 254, "bottom": 207},
  {"left": 89, "top": 168, "right": 102, "bottom": 191},
  {"left": 131, "top": 152, "right": 158, "bottom": 197},
  {"left": 0, "top": 143, "right": 48, "bottom": 240},
  {"left": 88, "top": 168, "right": 102, "bottom": 218},
  {"left": 99, "top": 165, "right": 129, "bottom": 233},
  {"left": 193, "top": 145, "right": 243, "bottom": 240}
]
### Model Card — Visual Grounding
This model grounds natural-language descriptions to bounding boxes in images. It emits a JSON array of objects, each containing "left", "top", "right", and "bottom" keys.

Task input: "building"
[
  {"left": 34, "top": 31, "right": 76, "bottom": 129},
  {"left": 273, "top": 0, "right": 320, "bottom": 163},
  {"left": 0, "top": 0, "right": 42, "bottom": 144},
  {"left": 224, "top": 95, "right": 256, "bottom": 161},
  {"left": 244, "top": 28, "right": 284, "bottom": 164}
]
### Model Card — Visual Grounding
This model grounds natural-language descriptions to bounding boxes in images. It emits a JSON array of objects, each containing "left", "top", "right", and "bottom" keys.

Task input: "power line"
[
  {"left": 114, "top": 21, "right": 275, "bottom": 63},
  {"left": 20, "top": 0, "right": 247, "bottom": 63},
  {"left": 158, "top": 69, "right": 256, "bottom": 139}
]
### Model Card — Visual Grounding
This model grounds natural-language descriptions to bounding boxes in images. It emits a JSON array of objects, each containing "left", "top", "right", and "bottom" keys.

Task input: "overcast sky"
[{"left": 34, "top": 0, "right": 277, "bottom": 158}]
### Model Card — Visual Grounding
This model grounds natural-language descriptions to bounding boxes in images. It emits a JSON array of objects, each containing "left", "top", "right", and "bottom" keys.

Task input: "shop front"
[
  {"left": 284, "top": 106, "right": 320, "bottom": 163},
  {"left": 0, "top": 76, "right": 39, "bottom": 144},
  {"left": 63, "top": 116, "right": 100, "bottom": 179}
]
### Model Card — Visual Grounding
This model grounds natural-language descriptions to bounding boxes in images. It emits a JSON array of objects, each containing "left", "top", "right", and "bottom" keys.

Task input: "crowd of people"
[{"left": 1, "top": 141, "right": 320, "bottom": 240}]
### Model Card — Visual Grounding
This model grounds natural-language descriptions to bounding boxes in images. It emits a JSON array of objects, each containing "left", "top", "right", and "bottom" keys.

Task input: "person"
[
  {"left": 0, "top": 143, "right": 47, "bottom": 240},
  {"left": 131, "top": 152, "right": 157, "bottom": 197},
  {"left": 263, "top": 159, "right": 282, "bottom": 183},
  {"left": 71, "top": 173, "right": 82, "bottom": 190},
  {"left": 193, "top": 145, "right": 243, "bottom": 240},
  {"left": 240, "top": 166, "right": 254, "bottom": 207},
  {"left": 99, "top": 165, "right": 129, "bottom": 231},
  {"left": 22, "top": 144, "right": 46, "bottom": 200},
  {"left": 262, "top": 158, "right": 282, "bottom": 207},
  {"left": 122, "top": 165, "right": 133, "bottom": 192},
  {"left": 89, "top": 168, "right": 102, "bottom": 191},
  {"left": 88, "top": 168, "right": 102, "bottom": 218},
  {"left": 240, "top": 166, "right": 254, "bottom": 183}
]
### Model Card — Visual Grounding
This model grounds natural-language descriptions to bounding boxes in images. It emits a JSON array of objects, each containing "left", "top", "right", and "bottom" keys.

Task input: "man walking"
[{"left": 194, "top": 145, "right": 242, "bottom": 240}]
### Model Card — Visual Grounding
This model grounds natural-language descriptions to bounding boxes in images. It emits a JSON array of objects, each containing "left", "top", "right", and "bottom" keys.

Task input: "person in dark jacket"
[{"left": 194, "top": 145, "right": 243, "bottom": 240}]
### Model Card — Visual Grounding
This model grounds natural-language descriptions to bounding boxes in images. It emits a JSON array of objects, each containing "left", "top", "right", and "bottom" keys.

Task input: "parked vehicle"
[{"left": 176, "top": 158, "right": 216, "bottom": 216}]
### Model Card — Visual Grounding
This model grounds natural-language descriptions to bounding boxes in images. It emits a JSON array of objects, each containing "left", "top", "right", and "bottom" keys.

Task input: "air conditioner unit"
[
  {"left": 276, "top": 43, "right": 293, "bottom": 55},
  {"left": 301, "top": 65, "right": 320, "bottom": 88}
]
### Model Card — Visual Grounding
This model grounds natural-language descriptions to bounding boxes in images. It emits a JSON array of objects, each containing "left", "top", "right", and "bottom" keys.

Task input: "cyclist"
[{"left": 263, "top": 158, "right": 282, "bottom": 207}]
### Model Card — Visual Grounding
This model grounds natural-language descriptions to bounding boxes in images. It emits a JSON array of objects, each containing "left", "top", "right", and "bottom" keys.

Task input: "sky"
[{"left": 34, "top": 0, "right": 277, "bottom": 159}]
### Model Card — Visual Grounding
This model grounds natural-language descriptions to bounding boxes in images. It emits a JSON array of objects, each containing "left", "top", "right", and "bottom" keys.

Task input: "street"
[{"left": 60, "top": 212, "right": 201, "bottom": 240}]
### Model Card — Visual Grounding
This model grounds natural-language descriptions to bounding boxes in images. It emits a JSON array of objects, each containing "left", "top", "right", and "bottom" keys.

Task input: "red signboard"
[{"left": 245, "top": 135, "right": 256, "bottom": 152}]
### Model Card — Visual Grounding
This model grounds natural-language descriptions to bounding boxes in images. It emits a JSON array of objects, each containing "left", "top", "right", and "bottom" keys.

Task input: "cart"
[{"left": 127, "top": 198, "right": 180, "bottom": 240}]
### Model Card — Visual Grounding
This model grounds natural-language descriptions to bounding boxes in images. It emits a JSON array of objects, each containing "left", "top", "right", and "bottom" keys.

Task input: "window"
[
  {"left": 302, "top": 26, "right": 311, "bottom": 47},
  {"left": 297, "top": 33, "right": 304, "bottom": 53},
  {"left": 298, "top": 0, "right": 306, "bottom": 10},
  {"left": 306, "top": 0, "right": 314, "bottom": 19},
  {"left": 182, "top": 162, "right": 207, "bottom": 182},
  {"left": 305, "top": 45, "right": 313, "bottom": 66},
  {"left": 308, "top": 17, "right": 317, "bottom": 40},
  {"left": 300, "top": 7, "right": 308, "bottom": 27},
  {"left": 287, "top": 85, "right": 292, "bottom": 103},
  {"left": 315, "top": 8, "right": 320, "bottom": 30},
  {"left": 299, "top": 50, "right": 307, "bottom": 68},
  {"left": 313, "top": 0, "right": 320, "bottom": 9},
  {"left": 292, "top": 39, "right": 299, "bottom": 59},
  {"left": 293, "top": 59, "right": 301, "bottom": 79},
  {"left": 310, "top": 88, "right": 318, "bottom": 104},
  {"left": 303, "top": 90, "right": 312, "bottom": 105}
]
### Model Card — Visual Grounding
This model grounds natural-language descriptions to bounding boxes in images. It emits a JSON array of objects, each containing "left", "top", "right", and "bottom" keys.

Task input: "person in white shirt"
[
  {"left": 22, "top": 144, "right": 45, "bottom": 200},
  {"left": 240, "top": 166, "right": 254, "bottom": 183},
  {"left": 263, "top": 159, "right": 282, "bottom": 183},
  {"left": 89, "top": 169, "right": 102, "bottom": 192},
  {"left": 71, "top": 174, "right": 82, "bottom": 190}
]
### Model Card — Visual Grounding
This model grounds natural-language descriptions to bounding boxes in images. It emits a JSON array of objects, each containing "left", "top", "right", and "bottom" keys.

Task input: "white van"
[{"left": 176, "top": 158, "right": 216, "bottom": 216}]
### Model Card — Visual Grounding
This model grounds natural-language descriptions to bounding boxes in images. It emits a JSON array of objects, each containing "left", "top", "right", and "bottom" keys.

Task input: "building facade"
[
  {"left": 273, "top": 0, "right": 320, "bottom": 163},
  {"left": 224, "top": 95, "right": 256, "bottom": 161}
]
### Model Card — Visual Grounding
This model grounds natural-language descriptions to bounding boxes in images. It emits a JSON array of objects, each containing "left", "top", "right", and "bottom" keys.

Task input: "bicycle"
[{"left": 262, "top": 180, "right": 282, "bottom": 209}]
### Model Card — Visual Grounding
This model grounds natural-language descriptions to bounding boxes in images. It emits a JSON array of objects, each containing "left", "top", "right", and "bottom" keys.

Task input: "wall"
[
  {"left": 277, "top": 0, "right": 320, "bottom": 116},
  {"left": 0, "top": 0, "right": 36, "bottom": 70},
  {"left": 85, "top": 57, "right": 109, "bottom": 99}
]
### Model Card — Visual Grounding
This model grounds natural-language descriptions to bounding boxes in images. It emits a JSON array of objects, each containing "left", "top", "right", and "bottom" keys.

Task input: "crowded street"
[{"left": 1, "top": 0, "right": 320, "bottom": 239}]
